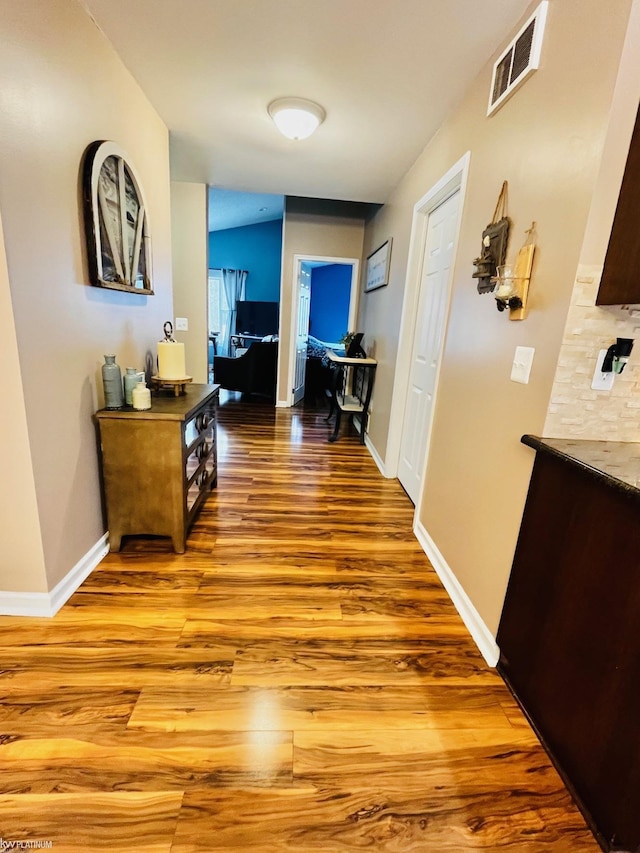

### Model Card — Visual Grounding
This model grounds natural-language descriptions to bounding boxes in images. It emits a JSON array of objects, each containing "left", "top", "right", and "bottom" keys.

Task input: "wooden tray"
[{"left": 150, "top": 375, "right": 193, "bottom": 397}]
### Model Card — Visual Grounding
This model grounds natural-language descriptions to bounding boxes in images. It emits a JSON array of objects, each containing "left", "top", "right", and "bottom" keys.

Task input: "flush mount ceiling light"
[{"left": 267, "top": 97, "right": 326, "bottom": 140}]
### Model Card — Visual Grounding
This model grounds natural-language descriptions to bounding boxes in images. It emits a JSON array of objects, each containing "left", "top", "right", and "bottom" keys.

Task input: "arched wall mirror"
[{"left": 82, "top": 140, "right": 154, "bottom": 295}]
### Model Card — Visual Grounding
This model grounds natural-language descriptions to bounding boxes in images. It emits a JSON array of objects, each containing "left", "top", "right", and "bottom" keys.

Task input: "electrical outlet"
[
  {"left": 175, "top": 317, "right": 188, "bottom": 331},
  {"left": 511, "top": 346, "right": 535, "bottom": 384},
  {"left": 591, "top": 349, "right": 615, "bottom": 391}
]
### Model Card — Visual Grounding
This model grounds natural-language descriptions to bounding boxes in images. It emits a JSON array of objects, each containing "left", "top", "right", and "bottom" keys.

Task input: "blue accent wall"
[
  {"left": 309, "top": 264, "right": 352, "bottom": 343},
  {"left": 208, "top": 219, "right": 283, "bottom": 302}
]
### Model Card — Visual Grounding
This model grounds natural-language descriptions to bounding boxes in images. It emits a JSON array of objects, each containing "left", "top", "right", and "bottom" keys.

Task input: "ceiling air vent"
[{"left": 487, "top": 1, "right": 548, "bottom": 116}]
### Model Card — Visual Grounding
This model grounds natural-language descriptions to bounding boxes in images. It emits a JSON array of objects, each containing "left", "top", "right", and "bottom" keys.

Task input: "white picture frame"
[{"left": 365, "top": 238, "right": 392, "bottom": 292}]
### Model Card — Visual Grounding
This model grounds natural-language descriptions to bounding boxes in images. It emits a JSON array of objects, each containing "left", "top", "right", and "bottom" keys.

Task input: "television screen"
[{"left": 235, "top": 301, "right": 279, "bottom": 337}]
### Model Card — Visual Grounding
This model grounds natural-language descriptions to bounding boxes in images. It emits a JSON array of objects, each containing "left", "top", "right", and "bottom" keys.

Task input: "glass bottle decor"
[{"left": 102, "top": 354, "right": 124, "bottom": 410}]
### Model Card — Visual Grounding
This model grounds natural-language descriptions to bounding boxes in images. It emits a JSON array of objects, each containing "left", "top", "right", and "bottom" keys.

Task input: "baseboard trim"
[
  {"left": 414, "top": 521, "right": 500, "bottom": 667},
  {"left": 349, "top": 416, "right": 387, "bottom": 477},
  {"left": 0, "top": 533, "right": 109, "bottom": 617},
  {"left": 365, "top": 434, "right": 388, "bottom": 477}
]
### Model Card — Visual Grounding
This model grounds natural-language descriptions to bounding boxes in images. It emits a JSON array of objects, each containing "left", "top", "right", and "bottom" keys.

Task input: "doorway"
[
  {"left": 387, "top": 152, "right": 470, "bottom": 508},
  {"left": 398, "top": 190, "right": 460, "bottom": 503},
  {"left": 287, "top": 255, "right": 360, "bottom": 406},
  {"left": 292, "top": 264, "right": 311, "bottom": 405}
]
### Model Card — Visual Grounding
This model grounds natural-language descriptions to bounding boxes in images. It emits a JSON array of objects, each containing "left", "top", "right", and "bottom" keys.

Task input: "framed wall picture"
[
  {"left": 82, "top": 140, "right": 154, "bottom": 295},
  {"left": 365, "top": 238, "right": 392, "bottom": 292}
]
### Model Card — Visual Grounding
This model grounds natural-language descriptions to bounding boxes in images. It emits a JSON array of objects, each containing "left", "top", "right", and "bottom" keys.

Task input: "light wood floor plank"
[
  {"left": 0, "top": 730, "right": 291, "bottom": 793},
  {"left": 170, "top": 787, "right": 598, "bottom": 853},
  {"left": 177, "top": 618, "right": 468, "bottom": 649},
  {"left": 231, "top": 639, "right": 498, "bottom": 686},
  {"left": 0, "top": 688, "right": 138, "bottom": 737},
  {"left": 67, "top": 591, "right": 343, "bottom": 622},
  {"left": 0, "top": 792, "right": 183, "bottom": 852},
  {"left": 128, "top": 684, "right": 516, "bottom": 733},
  {"left": 0, "top": 646, "right": 235, "bottom": 692}
]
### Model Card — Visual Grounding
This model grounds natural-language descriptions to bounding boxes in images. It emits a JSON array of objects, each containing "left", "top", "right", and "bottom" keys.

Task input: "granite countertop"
[{"left": 522, "top": 434, "right": 640, "bottom": 497}]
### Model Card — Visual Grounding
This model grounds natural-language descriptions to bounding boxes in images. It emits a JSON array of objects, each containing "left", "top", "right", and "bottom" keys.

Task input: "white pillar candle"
[
  {"left": 157, "top": 341, "right": 186, "bottom": 379},
  {"left": 495, "top": 279, "right": 514, "bottom": 299}
]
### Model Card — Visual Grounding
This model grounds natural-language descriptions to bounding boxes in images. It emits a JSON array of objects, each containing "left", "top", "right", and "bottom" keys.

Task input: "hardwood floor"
[{"left": 0, "top": 395, "right": 600, "bottom": 852}]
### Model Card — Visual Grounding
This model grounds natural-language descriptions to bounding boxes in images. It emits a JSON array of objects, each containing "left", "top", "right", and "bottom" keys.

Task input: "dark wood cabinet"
[
  {"left": 597, "top": 102, "right": 640, "bottom": 305},
  {"left": 497, "top": 439, "right": 640, "bottom": 851},
  {"left": 95, "top": 384, "right": 219, "bottom": 553}
]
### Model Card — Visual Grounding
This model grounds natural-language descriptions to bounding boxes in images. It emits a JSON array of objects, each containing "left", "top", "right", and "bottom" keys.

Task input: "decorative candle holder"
[
  {"left": 153, "top": 320, "right": 192, "bottom": 395},
  {"left": 490, "top": 225, "right": 536, "bottom": 321},
  {"left": 493, "top": 265, "right": 523, "bottom": 313},
  {"left": 157, "top": 321, "right": 187, "bottom": 379}
]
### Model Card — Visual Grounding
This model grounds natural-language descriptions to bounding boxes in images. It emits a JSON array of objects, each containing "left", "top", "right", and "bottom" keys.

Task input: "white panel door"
[
  {"left": 398, "top": 190, "right": 460, "bottom": 503},
  {"left": 293, "top": 266, "right": 311, "bottom": 405}
]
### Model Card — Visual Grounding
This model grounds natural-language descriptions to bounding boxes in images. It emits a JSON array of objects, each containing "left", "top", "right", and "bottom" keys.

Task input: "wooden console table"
[
  {"left": 325, "top": 350, "right": 377, "bottom": 443},
  {"left": 95, "top": 384, "right": 219, "bottom": 553}
]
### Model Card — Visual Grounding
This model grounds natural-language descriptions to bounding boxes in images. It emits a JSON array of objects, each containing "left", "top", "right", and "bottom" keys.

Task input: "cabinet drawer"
[
  {"left": 186, "top": 449, "right": 216, "bottom": 512},
  {"left": 184, "top": 402, "right": 217, "bottom": 512},
  {"left": 185, "top": 440, "right": 208, "bottom": 481},
  {"left": 184, "top": 407, "right": 216, "bottom": 449}
]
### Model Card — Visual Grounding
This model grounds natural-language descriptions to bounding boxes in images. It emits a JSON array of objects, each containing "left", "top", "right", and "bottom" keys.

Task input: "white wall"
[
  {"left": 0, "top": 210, "right": 48, "bottom": 593},
  {"left": 171, "top": 182, "right": 209, "bottom": 384},
  {"left": 0, "top": 0, "right": 173, "bottom": 592}
]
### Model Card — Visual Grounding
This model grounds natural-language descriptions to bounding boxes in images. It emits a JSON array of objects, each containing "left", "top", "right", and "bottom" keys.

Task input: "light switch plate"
[
  {"left": 175, "top": 317, "right": 188, "bottom": 331},
  {"left": 511, "top": 346, "right": 535, "bottom": 384},
  {"left": 591, "top": 349, "right": 615, "bottom": 391}
]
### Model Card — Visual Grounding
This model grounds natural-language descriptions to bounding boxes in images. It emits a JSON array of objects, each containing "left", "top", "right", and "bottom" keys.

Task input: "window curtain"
[{"left": 220, "top": 269, "right": 247, "bottom": 356}]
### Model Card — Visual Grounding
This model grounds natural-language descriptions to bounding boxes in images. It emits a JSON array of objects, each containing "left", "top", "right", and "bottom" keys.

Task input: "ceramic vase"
[
  {"left": 102, "top": 354, "right": 124, "bottom": 410},
  {"left": 124, "top": 367, "right": 144, "bottom": 406}
]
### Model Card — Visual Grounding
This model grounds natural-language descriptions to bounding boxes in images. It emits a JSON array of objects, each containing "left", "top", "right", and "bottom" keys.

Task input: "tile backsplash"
[{"left": 543, "top": 264, "right": 640, "bottom": 441}]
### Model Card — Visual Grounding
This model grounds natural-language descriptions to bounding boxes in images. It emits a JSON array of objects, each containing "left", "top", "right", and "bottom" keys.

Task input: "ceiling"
[
  {"left": 208, "top": 188, "right": 284, "bottom": 232},
  {"left": 81, "top": 0, "right": 532, "bottom": 204}
]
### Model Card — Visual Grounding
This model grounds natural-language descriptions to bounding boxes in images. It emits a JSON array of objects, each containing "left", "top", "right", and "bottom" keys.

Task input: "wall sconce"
[
  {"left": 494, "top": 265, "right": 523, "bottom": 312},
  {"left": 491, "top": 227, "right": 536, "bottom": 320},
  {"left": 602, "top": 337, "right": 634, "bottom": 374}
]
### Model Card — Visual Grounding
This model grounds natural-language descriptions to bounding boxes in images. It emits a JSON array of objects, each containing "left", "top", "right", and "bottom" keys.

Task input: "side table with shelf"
[
  {"left": 95, "top": 383, "right": 219, "bottom": 553},
  {"left": 325, "top": 350, "right": 377, "bottom": 443}
]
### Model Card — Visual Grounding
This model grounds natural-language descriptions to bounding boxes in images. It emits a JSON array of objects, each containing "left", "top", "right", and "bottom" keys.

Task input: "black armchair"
[{"left": 213, "top": 342, "right": 277, "bottom": 399}]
